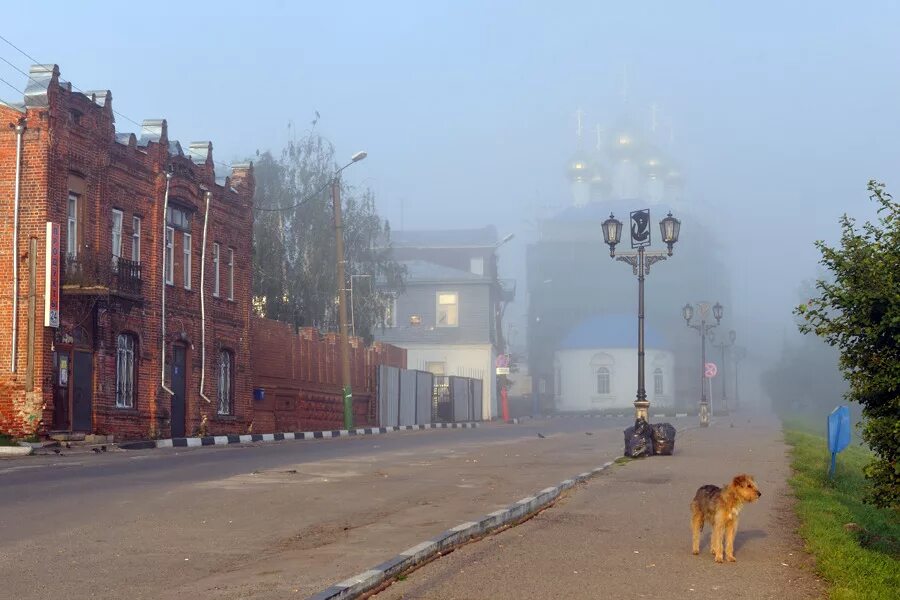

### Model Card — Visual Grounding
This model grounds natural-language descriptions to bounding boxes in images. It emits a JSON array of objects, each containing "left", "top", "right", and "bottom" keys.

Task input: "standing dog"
[{"left": 690, "top": 474, "right": 762, "bottom": 563}]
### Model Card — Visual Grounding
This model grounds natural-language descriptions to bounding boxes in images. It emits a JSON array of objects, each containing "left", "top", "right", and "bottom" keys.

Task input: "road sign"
[
  {"left": 704, "top": 362, "right": 718, "bottom": 378},
  {"left": 495, "top": 367, "right": 510, "bottom": 375},
  {"left": 827, "top": 405, "right": 851, "bottom": 478},
  {"left": 495, "top": 354, "right": 510, "bottom": 368},
  {"left": 630, "top": 209, "right": 651, "bottom": 249}
]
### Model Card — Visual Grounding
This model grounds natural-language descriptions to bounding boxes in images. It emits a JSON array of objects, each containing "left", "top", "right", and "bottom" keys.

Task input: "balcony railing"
[{"left": 63, "top": 252, "right": 142, "bottom": 298}]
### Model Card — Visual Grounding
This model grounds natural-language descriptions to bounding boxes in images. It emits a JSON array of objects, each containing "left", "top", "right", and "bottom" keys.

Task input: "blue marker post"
[{"left": 827, "top": 406, "right": 851, "bottom": 478}]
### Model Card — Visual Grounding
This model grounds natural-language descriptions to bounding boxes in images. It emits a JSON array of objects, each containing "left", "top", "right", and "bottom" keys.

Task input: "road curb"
[
  {"left": 118, "top": 422, "right": 480, "bottom": 451},
  {"left": 0, "top": 445, "right": 33, "bottom": 456},
  {"left": 307, "top": 457, "right": 621, "bottom": 600}
]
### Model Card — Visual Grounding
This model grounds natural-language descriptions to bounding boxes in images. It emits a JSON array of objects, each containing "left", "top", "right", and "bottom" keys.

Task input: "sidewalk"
[{"left": 380, "top": 415, "right": 825, "bottom": 600}]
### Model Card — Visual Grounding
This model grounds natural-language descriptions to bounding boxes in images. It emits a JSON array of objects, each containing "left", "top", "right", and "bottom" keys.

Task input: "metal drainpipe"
[
  {"left": 10, "top": 120, "right": 25, "bottom": 373},
  {"left": 160, "top": 172, "right": 175, "bottom": 396},
  {"left": 198, "top": 189, "right": 211, "bottom": 405}
]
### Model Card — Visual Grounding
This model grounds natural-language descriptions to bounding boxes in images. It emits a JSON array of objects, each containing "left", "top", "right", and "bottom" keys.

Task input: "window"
[
  {"left": 217, "top": 350, "right": 233, "bottom": 415},
  {"left": 67, "top": 193, "right": 78, "bottom": 257},
  {"left": 654, "top": 368, "right": 664, "bottom": 395},
  {"left": 132, "top": 216, "right": 141, "bottom": 263},
  {"left": 227, "top": 248, "right": 234, "bottom": 301},
  {"left": 166, "top": 205, "right": 191, "bottom": 230},
  {"left": 436, "top": 292, "right": 458, "bottom": 327},
  {"left": 470, "top": 257, "right": 484, "bottom": 275},
  {"left": 425, "top": 361, "right": 446, "bottom": 376},
  {"left": 183, "top": 232, "right": 192, "bottom": 289},
  {"left": 212, "top": 243, "right": 220, "bottom": 297},
  {"left": 111, "top": 209, "right": 123, "bottom": 268},
  {"left": 165, "top": 226, "right": 174, "bottom": 285},
  {"left": 597, "top": 367, "right": 611, "bottom": 395},
  {"left": 115, "top": 333, "right": 136, "bottom": 408}
]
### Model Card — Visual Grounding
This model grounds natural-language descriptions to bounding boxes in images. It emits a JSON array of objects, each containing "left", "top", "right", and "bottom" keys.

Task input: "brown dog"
[{"left": 690, "top": 474, "right": 762, "bottom": 562}]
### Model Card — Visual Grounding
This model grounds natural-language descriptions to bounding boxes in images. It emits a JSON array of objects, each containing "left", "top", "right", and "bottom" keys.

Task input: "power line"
[
  {"left": 252, "top": 179, "right": 333, "bottom": 212},
  {"left": 0, "top": 33, "right": 234, "bottom": 170},
  {"left": 0, "top": 72, "right": 23, "bottom": 98}
]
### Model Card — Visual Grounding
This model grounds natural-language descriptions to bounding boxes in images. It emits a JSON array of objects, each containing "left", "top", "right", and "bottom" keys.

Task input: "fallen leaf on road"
[{"left": 781, "top": 562, "right": 789, "bottom": 566}]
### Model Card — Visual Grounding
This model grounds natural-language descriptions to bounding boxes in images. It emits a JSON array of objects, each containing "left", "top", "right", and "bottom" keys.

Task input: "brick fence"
[{"left": 250, "top": 317, "right": 406, "bottom": 432}]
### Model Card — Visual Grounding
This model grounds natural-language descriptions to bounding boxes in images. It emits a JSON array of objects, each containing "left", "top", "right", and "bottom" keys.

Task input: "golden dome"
[{"left": 567, "top": 154, "right": 593, "bottom": 182}]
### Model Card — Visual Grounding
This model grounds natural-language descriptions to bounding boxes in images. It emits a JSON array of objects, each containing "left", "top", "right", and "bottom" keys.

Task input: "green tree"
[
  {"left": 797, "top": 180, "right": 900, "bottom": 508},
  {"left": 252, "top": 129, "right": 404, "bottom": 341}
]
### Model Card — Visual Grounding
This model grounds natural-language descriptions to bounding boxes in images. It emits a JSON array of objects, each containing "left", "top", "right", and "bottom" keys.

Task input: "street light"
[
  {"left": 683, "top": 301, "right": 723, "bottom": 427},
  {"left": 712, "top": 329, "right": 736, "bottom": 413},
  {"left": 332, "top": 151, "right": 368, "bottom": 429},
  {"left": 604, "top": 209, "right": 680, "bottom": 422}
]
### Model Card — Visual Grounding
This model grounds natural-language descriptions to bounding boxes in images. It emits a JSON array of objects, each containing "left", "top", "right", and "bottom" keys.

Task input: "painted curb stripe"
[{"left": 142, "top": 422, "right": 481, "bottom": 450}]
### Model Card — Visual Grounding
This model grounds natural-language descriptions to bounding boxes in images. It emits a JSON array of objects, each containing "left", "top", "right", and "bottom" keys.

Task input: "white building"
[{"left": 553, "top": 315, "right": 675, "bottom": 412}]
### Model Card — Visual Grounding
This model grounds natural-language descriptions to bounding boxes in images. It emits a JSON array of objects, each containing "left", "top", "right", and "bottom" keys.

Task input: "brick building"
[{"left": 0, "top": 64, "right": 254, "bottom": 440}]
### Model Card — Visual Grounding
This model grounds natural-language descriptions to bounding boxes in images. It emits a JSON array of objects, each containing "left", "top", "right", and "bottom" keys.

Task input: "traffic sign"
[
  {"left": 496, "top": 367, "right": 510, "bottom": 375},
  {"left": 495, "top": 354, "right": 510, "bottom": 368},
  {"left": 704, "top": 362, "right": 718, "bottom": 378}
]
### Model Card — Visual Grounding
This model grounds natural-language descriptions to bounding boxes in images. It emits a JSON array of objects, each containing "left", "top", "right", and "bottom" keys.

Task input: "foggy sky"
[{"left": 3, "top": 0, "right": 898, "bottom": 369}]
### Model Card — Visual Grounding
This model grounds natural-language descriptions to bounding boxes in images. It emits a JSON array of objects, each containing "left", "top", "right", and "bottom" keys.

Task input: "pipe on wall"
[
  {"left": 198, "top": 189, "right": 212, "bottom": 406},
  {"left": 10, "top": 120, "right": 25, "bottom": 373},
  {"left": 160, "top": 172, "right": 175, "bottom": 397}
]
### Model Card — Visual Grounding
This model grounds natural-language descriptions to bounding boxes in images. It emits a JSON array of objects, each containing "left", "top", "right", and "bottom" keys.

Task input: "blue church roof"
[{"left": 559, "top": 314, "right": 667, "bottom": 350}]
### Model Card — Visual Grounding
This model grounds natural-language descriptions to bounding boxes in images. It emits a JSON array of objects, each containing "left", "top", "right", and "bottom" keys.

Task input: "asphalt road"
[{"left": 0, "top": 415, "right": 655, "bottom": 599}]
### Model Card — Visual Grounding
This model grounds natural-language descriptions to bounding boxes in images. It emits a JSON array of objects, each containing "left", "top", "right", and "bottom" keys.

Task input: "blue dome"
[{"left": 559, "top": 314, "right": 667, "bottom": 350}]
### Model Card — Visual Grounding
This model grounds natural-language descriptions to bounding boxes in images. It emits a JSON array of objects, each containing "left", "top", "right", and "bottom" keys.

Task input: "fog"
[{"left": 5, "top": 0, "right": 897, "bottom": 411}]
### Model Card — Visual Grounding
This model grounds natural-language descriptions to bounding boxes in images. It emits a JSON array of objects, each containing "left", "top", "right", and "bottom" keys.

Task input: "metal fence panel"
[
  {"left": 433, "top": 375, "right": 451, "bottom": 422},
  {"left": 378, "top": 365, "right": 401, "bottom": 427},
  {"left": 415, "top": 371, "right": 434, "bottom": 425},
  {"left": 399, "top": 369, "right": 418, "bottom": 426},
  {"left": 471, "top": 378, "right": 483, "bottom": 421},
  {"left": 450, "top": 376, "right": 471, "bottom": 422}
]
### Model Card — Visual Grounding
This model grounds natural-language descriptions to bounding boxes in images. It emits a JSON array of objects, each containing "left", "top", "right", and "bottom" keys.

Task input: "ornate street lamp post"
[
  {"left": 711, "top": 329, "right": 736, "bottom": 412},
  {"left": 683, "top": 301, "right": 723, "bottom": 426},
  {"left": 603, "top": 210, "right": 681, "bottom": 422}
]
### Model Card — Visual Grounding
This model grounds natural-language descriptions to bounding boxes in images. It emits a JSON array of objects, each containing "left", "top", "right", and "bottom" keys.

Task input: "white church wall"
[{"left": 554, "top": 347, "right": 675, "bottom": 412}]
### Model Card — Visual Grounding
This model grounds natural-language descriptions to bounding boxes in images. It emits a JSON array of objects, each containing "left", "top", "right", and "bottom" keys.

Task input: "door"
[
  {"left": 171, "top": 345, "right": 186, "bottom": 437},
  {"left": 72, "top": 350, "right": 93, "bottom": 431}
]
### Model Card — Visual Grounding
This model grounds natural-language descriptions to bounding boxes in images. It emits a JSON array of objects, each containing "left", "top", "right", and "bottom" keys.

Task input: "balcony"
[{"left": 63, "top": 252, "right": 142, "bottom": 299}]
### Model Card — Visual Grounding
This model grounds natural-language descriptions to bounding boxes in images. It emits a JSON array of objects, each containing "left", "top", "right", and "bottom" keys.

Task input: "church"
[{"left": 527, "top": 108, "right": 730, "bottom": 413}]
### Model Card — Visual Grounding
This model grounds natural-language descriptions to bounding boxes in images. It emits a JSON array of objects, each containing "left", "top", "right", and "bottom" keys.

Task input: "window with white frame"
[
  {"left": 67, "top": 193, "right": 78, "bottom": 257},
  {"left": 470, "top": 256, "right": 484, "bottom": 275},
  {"left": 227, "top": 248, "right": 234, "bottom": 301},
  {"left": 212, "top": 243, "right": 220, "bottom": 297},
  {"left": 217, "top": 349, "right": 233, "bottom": 415},
  {"left": 111, "top": 209, "right": 123, "bottom": 267},
  {"left": 654, "top": 368, "right": 664, "bottom": 395},
  {"left": 597, "top": 367, "right": 611, "bottom": 395},
  {"left": 436, "top": 292, "right": 458, "bottom": 327},
  {"left": 115, "top": 333, "right": 136, "bottom": 408},
  {"left": 165, "top": 226, "right": 174, "bottom": 285},
  {"left": 132, "top": 216, "right": 141, "bottom": 264},
  {"left": 183, "top": 232, "right": 192, "bottom": 289}
]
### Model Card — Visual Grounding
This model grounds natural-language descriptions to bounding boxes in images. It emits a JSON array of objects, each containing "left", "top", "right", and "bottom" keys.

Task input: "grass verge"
[
  {"left": 0, "top": 433, "right": 18, "bottom": 447},
  {"left": 784, "top": 425, "right": 899, "bottom": 599}
]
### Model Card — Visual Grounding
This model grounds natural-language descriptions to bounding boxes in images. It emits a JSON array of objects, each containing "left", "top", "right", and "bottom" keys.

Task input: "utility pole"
[{"left": 332, "top": 176, "right": 353, "bottom": 429}]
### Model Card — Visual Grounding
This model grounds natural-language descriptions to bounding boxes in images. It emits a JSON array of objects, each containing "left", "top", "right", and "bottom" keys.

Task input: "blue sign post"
[{"left": 827, "top": 406, "right": 851, "bottom": 478}]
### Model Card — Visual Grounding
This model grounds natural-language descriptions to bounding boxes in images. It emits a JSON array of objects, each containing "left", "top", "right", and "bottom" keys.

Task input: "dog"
[{"left": 690, "top": 474, "right": 762, "bottom": 563}]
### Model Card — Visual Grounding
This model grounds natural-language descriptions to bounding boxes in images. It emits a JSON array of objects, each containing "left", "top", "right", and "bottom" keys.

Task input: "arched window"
[
  {"left": 654, "top": 368, "right": 664, "bottom": 395},
  {"left": 217, "top": 350, "right": 234, "bottom": 415},
  {"left": 116, "top": 333, "right": 136, "bottom": 408},
  {"left": 597, "top": 367, "right": 611, "bottom": 395}
]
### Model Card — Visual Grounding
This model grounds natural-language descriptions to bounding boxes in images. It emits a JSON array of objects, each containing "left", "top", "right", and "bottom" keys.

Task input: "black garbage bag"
[
  {"left": 624, "top": 417, "right": 653, "bottom": 458},
  {"left": 651, "top": 422, "right": 677, "bottom": 455}
]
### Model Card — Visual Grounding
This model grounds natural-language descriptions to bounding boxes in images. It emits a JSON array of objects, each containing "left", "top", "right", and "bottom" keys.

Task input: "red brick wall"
[
  {"left": 0, "top": 65, "right": 255, "bottom": 440},
  {"left": 250, "top": 317, "right": 406, "bottom": 432}
]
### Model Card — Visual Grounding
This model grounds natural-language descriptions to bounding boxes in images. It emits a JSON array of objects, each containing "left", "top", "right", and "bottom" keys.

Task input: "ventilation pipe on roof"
[
  {"left": 160, "top": 172, "right": 175, "bottom": 397},
  {"left": 198, "top": 189, "right": 212, "bottom": 406},
  {"left": 10, "top": 119, "right": 25, "bottom": 373}
]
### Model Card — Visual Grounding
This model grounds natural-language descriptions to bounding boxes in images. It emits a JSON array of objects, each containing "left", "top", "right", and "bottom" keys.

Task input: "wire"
[
  {"left": 0, "top": 73, "right": 23, "bottom": 97},
  {"left": 0, "top": 33, "right": 234, "bottom": 171},
  {"left": 252, "top": 178, "right": 334, "bottom": 212}
]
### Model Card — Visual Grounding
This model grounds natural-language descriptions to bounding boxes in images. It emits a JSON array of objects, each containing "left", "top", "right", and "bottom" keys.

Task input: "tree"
[
  {"left": 252, "top": 129, "right": 404, "bottom": 342},
  {"left": 797, "top": 180, "right": 900, "bottom": 508}
]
